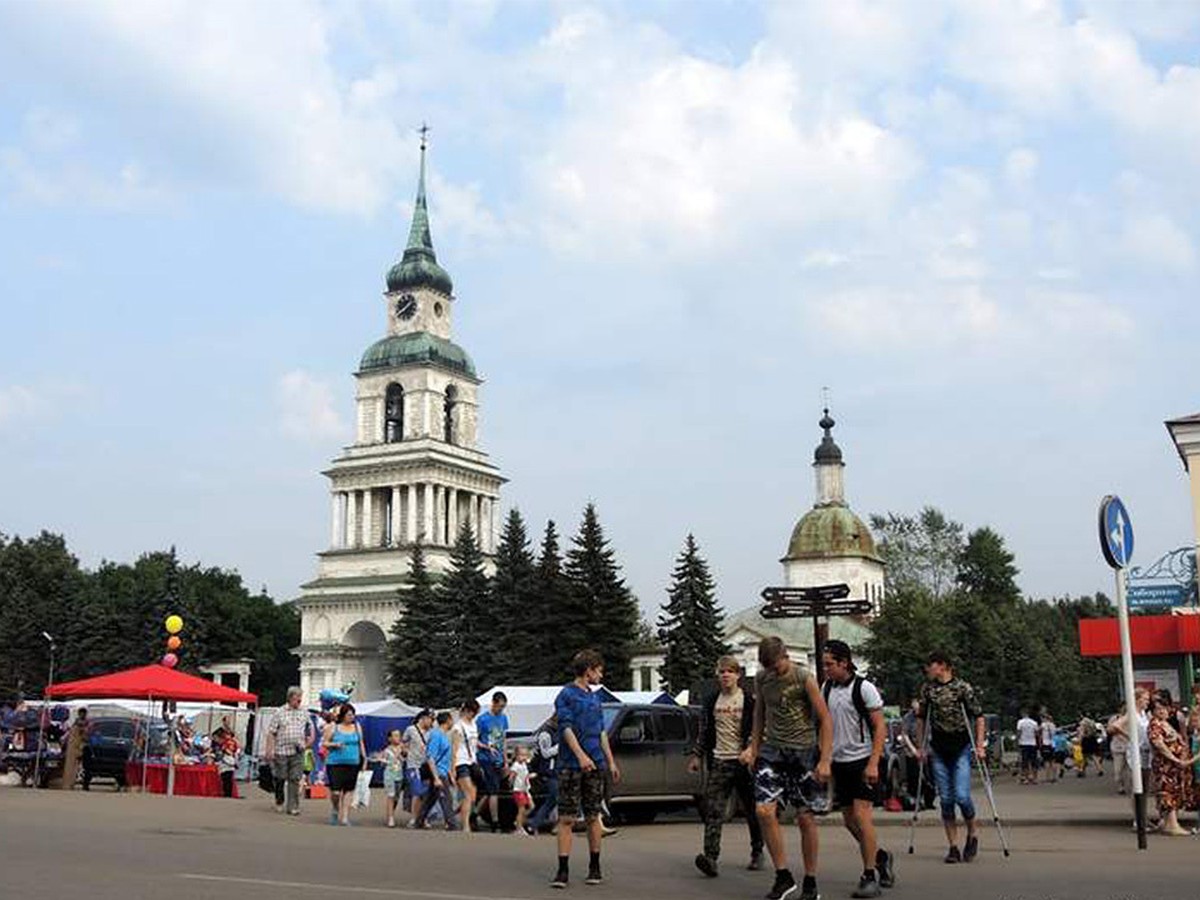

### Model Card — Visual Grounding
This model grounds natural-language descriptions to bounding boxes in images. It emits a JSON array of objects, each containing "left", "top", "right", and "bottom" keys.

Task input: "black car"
[{"left": 82, "top": 718, "right": 138, "bottom": 789}]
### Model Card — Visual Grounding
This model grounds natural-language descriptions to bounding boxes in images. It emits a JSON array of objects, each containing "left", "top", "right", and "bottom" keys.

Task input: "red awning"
[
  {"left": 1079, "top": 615, "right": 1200, "bottom": 658},
  {"left": 46, "top": 664, "right": 257, "bottom": 704}
]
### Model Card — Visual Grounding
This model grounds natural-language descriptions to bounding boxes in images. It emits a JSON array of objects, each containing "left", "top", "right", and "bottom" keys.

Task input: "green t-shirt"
[{"left": 756, "top": 662, "right": 816, "bottom": 750}]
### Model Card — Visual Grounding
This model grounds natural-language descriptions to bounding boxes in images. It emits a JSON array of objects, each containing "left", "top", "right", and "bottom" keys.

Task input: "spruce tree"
[
  {"left": 565, "top": 503, "right": 639, "bottom": 689},
  {"left": 490, "top": 508, "right": 538, "bottom": 684},
  {"left": 388, "top": 541, "right": 453, "bottom": 707},
  {"left": 532, "top": 520, "right": 577, "bottom": 684},
  {"left": 440, "top": 522, "right": 492, "bottom": 702},
  {"left": 657, "top": 534, "right": 731, "bottom": 695}
]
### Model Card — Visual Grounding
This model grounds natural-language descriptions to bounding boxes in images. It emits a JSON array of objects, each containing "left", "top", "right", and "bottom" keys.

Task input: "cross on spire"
[{"left": 418, "top": 122, "right": 430, "bottom": 152}]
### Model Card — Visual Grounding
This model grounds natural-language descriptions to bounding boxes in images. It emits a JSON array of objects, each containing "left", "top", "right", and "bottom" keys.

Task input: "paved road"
[{"left": 0, "top": 783, "right": 1195, "bottom": 900}]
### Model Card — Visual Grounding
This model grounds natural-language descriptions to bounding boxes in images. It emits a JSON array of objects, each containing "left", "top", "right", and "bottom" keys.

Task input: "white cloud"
[
  {"left": 22, "top": 108, "right": 81, "bottom": 152},
  {"left": 0, "top": 147, "right": 172, "bottom": 211},
  {"left": 0, "top": 386, "right": 43, "bottom": 426},
  {"left": 1004, "top": 147, "right": 1038, "bottom": 188},
  {"left": 1121, "top": 213, "right": 1197, "bottom": 270},
  {"left": 277, "top": 371, "right": 345, "bottom": 442},
  {"left": 800, "top": 249, "right": 851, "bottom": 269}
]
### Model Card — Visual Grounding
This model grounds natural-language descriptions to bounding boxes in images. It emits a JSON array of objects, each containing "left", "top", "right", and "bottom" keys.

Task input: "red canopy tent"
[
  {"left": 47, "top": 664, "right": 257, "bottom": 704},
  {"left": 46, "top": 664, "right": 257, "bottom": 797}
]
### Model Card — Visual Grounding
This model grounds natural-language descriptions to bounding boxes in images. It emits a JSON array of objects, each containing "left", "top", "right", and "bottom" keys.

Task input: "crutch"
[
  {"left": 906, "top": 712, "right": 932, "bottom": 855},
  {"left": 962, "top": 704, "right": 1011, "bottom": 858}
]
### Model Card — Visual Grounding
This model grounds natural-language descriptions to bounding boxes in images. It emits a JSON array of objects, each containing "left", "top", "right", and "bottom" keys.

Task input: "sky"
[{"left": 1, "top": 0, "right": 1199, "bottom": 622}]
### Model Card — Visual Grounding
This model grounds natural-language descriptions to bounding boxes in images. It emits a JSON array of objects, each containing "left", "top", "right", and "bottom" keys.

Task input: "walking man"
[
  {"left": 743, "top": 636, "right": 833, "bottom": 900},
  {"left": 413, "top": 712, "right": 459, "bottom": 830},
  {"left": 527, "top": 715, "right": 560, "bottom": 834},
  {"left": 1038, "top": 713, "right": 1057, "bottom": 784},
  {"left": 551, "top": 649, "right": 620, "bottom": 889},
  {"left": 475, "top": 691, "right": 511, "bottom": 833},
  {"left": 916, "top": 652, "right": 985, "bottom": 863},
  {"left": 689, "top": 655, "right": 764, "bottom": 878},
  {"left": 1015, "top": 708, "right": 1039, "bottom": 785},
  {"left": 264, "top": 686, "right": 314, "bottom": 816},
  {"left": 821, "top": 640, "right": 895, "bottom": 898},
  {"left": 403, "top": 708, "right": 433, "bottom": 822}
]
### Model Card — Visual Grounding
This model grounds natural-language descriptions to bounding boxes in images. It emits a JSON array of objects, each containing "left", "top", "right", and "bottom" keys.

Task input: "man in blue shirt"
[
  {"left": 551, "top": 650, "right": 620, "bottom": 889},
  {"left": 474, "top": 690, "right": 510, "bottom": 833},
  {"left": 413, "top": 712, "right": 459, "bottom": 831}
]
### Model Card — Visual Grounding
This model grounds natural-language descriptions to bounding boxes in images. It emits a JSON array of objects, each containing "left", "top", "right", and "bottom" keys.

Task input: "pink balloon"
[{"left": 161, "top": 653, "right": 178, "bottom": 669}]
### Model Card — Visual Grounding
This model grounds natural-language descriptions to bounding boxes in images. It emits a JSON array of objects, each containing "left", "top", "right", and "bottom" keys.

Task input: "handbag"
[{"left": 257, "top": 761, "right": 275, "bottom": 794}]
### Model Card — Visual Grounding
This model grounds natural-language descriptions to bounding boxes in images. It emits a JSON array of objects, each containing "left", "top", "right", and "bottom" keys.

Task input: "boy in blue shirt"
[
  {"left": 475, "top": 691, "right": 510, "bottom": 832},
  {"left": 551, "top": 650, "right": 620, "bottom": 889},
  {"left": 413, "top": 712, "right": 459, "bottom": 830}
]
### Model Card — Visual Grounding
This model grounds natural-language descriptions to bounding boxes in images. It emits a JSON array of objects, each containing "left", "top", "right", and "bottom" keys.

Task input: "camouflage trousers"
[{"left": 702, "top": 759, "right": 764, "bottom": 862}]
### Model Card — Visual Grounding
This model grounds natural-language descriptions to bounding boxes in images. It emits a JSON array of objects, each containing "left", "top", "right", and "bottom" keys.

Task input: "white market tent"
[{"left": 475, "top": 685, "right": 621, "bottom": 735}]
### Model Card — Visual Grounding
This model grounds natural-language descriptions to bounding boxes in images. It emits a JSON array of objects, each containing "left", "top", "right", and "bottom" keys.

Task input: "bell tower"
[{"left": 294, "top": 131, "right": 506, "bottom": 703}]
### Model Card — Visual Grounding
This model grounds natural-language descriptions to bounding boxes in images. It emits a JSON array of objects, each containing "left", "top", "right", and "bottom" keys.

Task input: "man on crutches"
[{"left": 916, "top": 651, "right": 985, "bottom": 863}]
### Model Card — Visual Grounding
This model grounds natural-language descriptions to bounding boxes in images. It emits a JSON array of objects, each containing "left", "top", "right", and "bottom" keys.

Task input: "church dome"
[
  {"left": 386, "top": 251, "right": 453, "bottom": 296},
  {"left": 359, "top": 333, "right": 476, "bottom": 378},
  {"left": 784, "top": 505, "right": 880, "bottom": 562}
]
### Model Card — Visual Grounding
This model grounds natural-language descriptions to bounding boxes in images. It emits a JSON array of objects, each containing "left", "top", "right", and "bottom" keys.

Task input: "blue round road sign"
[{"left": 1099, "top": 495, "right": 1134, "bottom": 570}]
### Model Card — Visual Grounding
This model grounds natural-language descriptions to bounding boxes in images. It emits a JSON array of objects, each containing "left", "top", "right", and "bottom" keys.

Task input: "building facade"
[{"left": 294, "top": 142, "right": 505, "bottom": 703}]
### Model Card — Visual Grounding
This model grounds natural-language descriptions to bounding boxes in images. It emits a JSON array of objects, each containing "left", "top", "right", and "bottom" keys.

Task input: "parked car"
[
  {"left": 602, "top": 702, "right": 703, "bottom": 823},
  {"left": 83, "top": 717, "right": 138, "bottom": 788}
]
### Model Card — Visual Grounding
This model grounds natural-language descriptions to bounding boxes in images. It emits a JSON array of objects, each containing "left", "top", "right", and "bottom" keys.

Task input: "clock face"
[{"left": 395, "top": 294, "right": 417, "bottom": 321}]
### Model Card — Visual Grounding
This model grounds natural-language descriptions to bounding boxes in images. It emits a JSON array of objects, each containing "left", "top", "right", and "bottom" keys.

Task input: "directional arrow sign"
[
  {"left": 1099, "top": 496, "right": 1134, "bottom": 570},
  {"left": 761, "top": 583, "right": 851, "bottom": 604}
]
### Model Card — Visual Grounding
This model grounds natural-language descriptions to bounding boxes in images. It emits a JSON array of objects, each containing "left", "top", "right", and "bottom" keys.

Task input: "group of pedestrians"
[{"left": 1014, "top": 707, "right": 1066, "bottom": 784}]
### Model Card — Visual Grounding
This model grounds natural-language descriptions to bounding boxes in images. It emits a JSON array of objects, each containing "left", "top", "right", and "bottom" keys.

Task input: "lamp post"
[{"left": 32, "top": 632, "right": 56, "bottom": 789}]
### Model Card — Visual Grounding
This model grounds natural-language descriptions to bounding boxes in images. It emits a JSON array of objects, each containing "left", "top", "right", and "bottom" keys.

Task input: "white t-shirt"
[
  {"left": 510, "top": 760, "right": 531, "bottom": 794},
  {"left": 1016, "top": 717, "right": 1039, "bottom": 747},
  {"left": 826, "top": 676, "right": 884, "bottom": 762},
  {"left": 1040, "top": 720, "right": 1055, "bottom": 747},
  {"left": 453, "top": 718, "right": 478, "bottom": 768}
]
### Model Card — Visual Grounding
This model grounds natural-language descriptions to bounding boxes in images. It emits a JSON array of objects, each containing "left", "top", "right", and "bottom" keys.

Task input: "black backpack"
[{"left": 822, "top": 675, "right": 871, "bottom": 743}]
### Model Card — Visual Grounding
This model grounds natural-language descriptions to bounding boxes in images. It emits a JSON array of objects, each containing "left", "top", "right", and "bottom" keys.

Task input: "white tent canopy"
[
  {"left": 611, "top": 690, "right": 677, "bottom": 706},
  {"left": 352, "top": 698, "right": 421, "bottom": 718},
  {"left": 475, "top": 685, "right": 621, "bottom": 735}
]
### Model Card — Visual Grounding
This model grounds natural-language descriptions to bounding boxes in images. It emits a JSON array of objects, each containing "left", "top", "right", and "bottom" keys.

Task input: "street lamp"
[
  {"left": 32, "top": 631, "right": 57, "bottom": 789},
  {"left": 1165, "top": 414, "right": 1200, "bottom": 608}
]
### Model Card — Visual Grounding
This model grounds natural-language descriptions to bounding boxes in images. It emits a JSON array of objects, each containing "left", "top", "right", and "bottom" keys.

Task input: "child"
[
  {"left": 382, "top": 729, "right": 405, "bottom": 828},
  {"left": 510, "top": 745, "right": 534, "bottom": 836}
]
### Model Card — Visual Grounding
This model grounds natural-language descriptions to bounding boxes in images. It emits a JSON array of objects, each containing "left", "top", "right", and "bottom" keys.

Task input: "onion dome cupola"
[
  {"left": 814, "top": 408, "right": 843, "bottom": 466},
  {"left": 385, "top": 137, "right": 453, "bottom": 297}
]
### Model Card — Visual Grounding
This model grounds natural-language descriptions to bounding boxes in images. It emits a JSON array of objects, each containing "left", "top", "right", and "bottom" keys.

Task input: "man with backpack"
[
  {"left": 527, "top": 714, "right": 560, "bottom": 834},
  {"left": 689, "top": 655, "right": 764, "bottom": 878},
  {"left": 821, "top": 640, "right": 894, "bottom": 898}
]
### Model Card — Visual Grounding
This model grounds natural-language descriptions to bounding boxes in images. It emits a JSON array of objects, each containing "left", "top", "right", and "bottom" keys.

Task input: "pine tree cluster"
[{"left": 387, "top": 503, "right": 644, "bottom": 705}]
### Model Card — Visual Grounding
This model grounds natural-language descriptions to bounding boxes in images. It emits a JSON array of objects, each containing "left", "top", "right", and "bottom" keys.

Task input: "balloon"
[
  {"left": 161, "top": 653, "right": 178, "bottom": 668},
  {"left": 165, "top": 615, "right": 183, "bottom": 634},
  {"left": 166, "top": 636, "right": 182, "bottom": 651}
]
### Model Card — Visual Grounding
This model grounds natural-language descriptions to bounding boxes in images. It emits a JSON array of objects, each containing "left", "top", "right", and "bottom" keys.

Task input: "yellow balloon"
[{"left": 165, "top": 615, "right": 184, "bottom": 635}]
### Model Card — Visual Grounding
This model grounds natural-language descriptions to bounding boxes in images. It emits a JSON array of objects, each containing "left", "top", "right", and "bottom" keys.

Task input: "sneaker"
[
  {"left": 328, "top": 812, "right": 338, "bottom": 826},
  {"left": 747, "top": 851, "right": 764, "bottom": 871},
  {"left": 585, "top": 866, "right": 603, "bottom": 885},
  {"left": 694, "top": 854, "right": 718, "bottom": 878},
  {"left": 962, "top": 835, "right": 978, "bottom": 862},
  {"left": 798, "top": 878, "right": 820, "bottom": 900},
  {"left": 765, "top": 870, "right": 798, "bottom": 900},
  {"left": 600, "top": 823, "right": 619, "bottom": 838},
  {"left": 550, "top": 869, "right": 569, "bottom": 890},
  {"left": 944, "top": 845, "right": 961, "bottom": 864},
  {"left": 851, "top": 875, "right": 881, "bottom": 899},
  {"left": 875, "top": 848, "right": 895, "bottom": 888},
  {"left": 287, "top": 810, "right": 301, "bottom": 817},
  {"left": 275, "top": 803, "right": 285, "bottom": 814}
]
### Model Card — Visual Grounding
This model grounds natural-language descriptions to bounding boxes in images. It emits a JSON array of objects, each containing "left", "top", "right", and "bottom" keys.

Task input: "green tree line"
[
  {"left": 0, "top": 532, "right": 299, "bottom": 704},
  {"left": 864, "top": 507, "right": 1121, "bottom": 724}
]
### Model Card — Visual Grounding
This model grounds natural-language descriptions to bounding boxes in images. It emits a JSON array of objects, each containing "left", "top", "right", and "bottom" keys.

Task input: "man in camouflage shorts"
[{"left": 744, "top": 637, "right": 833, "bottom": 900}]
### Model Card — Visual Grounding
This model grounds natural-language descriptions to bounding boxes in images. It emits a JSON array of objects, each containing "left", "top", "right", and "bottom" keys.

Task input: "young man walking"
[
  {"left": 413, "top": 712, "right": 459, "bottom": 830},
  {"left": 743, "top": 636, "right": 833, "bottom": 900},
  {"left": 551, "top": 649, "right": 620, "bottom": 889},
  {"left": 916, "top": 651, "right": 985, "bottom": 863},
  {"left": 475, "top": 691, "right": 510, "bottom": 832},
  {"left": 1015, "top": 708, "right": 1039, "bottom": 785},
  {"left": 689, "top": 655, "right": 764, "bottom": 878},
  {"left": 821, "top": 640, "right": 895, "bottom": 898}
]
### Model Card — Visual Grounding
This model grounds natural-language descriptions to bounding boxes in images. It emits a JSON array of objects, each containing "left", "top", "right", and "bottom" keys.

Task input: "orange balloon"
[{"left": 166, "top": 636, "right": 182, "bottom": 651}]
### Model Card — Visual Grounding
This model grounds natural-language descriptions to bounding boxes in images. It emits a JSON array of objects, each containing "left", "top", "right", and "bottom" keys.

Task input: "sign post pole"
[{"left": 1100, "top": 495, "right": 1145, "bottom": 850}]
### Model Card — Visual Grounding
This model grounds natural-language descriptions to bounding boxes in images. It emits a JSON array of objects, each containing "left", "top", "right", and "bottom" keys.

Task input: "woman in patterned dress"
[{"left": 1148, "top": 697, "right": 1195, "bottom": 836}]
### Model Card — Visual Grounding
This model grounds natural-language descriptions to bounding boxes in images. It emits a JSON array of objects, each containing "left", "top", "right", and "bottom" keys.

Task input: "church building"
[{"left": 294, "top": 140, "right": 505, "bottom": 703}]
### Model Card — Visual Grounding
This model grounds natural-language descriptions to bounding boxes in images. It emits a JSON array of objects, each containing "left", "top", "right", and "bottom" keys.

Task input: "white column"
[
  {"left": 406, "top": 485, "right": 417, "bottom": 545},
  {"left": 490, "top": 497, "right": 498, "bottom": 552},
  {"left": 427, "top": 482, "right": 436, "bottom": 547},
  {"left": 472, "top": 494, "right": 482, "bottom": 546},
  {"left": 391, "top": 486, "right": 402, "bottom": 545},
  {"left": 482, "top": 497, "right": 492, "bottom": 552},
  {"left": 448, "top": 488, "right": 458, "bottom": 542},
  {"left": 330, "top": 493, "right": 340, "bottom": 549},
  {"left": 362, "top": 489, "right": 375, "bottom": 547},
  {"left": 346, "top": 491, "right": 359, "bottom": 548}
]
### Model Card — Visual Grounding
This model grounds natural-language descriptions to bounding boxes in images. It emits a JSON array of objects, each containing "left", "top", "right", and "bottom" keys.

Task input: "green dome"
[
  {"left": 359, "top": 333, "right": 476, "bottom": 378},
  {"left": 784, "top": 505, "right": 881, "bottom": 562},
  {"left": 386, "top": 250, "right": 453, "bottom": 296}
]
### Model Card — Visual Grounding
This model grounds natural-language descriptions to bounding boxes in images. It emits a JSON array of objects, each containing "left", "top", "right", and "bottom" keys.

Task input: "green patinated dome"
[
  {"left": 784, "top": 505, "right": 881, "bottom": 562},
  {"left": 359, "top": 332, "right": 476, "bottom": 377}
]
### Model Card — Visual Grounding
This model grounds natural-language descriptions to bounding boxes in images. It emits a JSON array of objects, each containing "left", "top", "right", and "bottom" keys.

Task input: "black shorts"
[
  {"left": 454, "top": 764, "right": 476, "bottom": 784},
  {"left": 558, "top": 767, "right": 605, "bottom": 820},
  {"left": 831, "top": 758, "right": 879, "bottom": 809},
  {"left": 1081, "top": 736, "right": 1100, "bottom": 757},
  {"left": 326, "top": 764, "right": 359, "bottom": 793},
  {"left": 477, "top": 761, "right": 504, "bottom": 794},
  {"left": 1040, "top": 747, "right": 1055, "bottom": 763},
  {"left": 1020, "top": 746, "right": 1039, "bottom": 768}
]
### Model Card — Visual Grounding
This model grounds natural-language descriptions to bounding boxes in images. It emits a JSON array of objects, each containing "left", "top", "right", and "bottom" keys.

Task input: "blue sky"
[{"left": 2, "top": 1, "right": 1199, "bottom": 619}]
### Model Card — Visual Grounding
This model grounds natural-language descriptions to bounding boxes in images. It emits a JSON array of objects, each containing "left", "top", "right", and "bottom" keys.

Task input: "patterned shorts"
[
  {"left": 754, "top": 745, "right": 826, "bottom": 813},
  {"left": 558, "top": 767, "right": 606, "bottom": 820}
]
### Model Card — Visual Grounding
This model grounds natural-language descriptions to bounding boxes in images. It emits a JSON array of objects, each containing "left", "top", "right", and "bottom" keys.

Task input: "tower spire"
[{"left": 386, "top": 124, "right": 453, "bottom": 296}]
